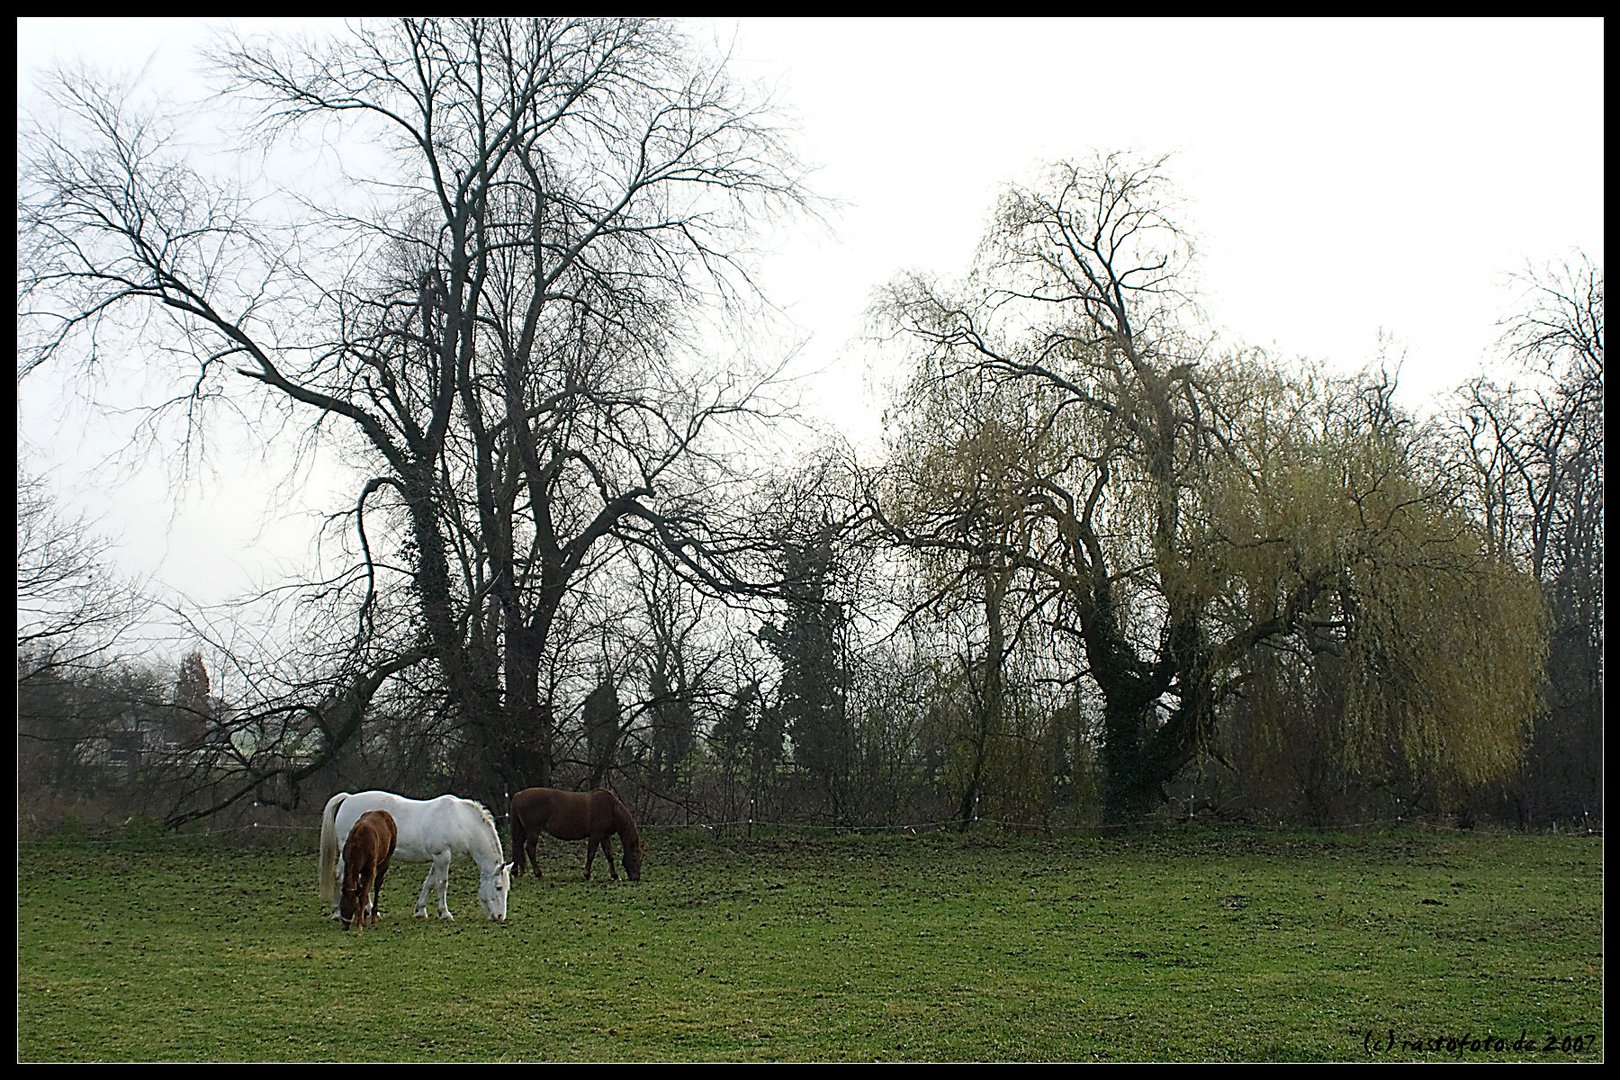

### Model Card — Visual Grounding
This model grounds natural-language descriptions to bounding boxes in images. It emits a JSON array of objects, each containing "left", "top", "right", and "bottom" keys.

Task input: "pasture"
[{"left": 17, "top": 827, "right": 1602, "bottom": 1062}]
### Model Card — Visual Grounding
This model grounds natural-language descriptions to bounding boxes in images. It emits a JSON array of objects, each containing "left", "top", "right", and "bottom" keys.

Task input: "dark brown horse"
[
  {"left": 340, "top": 809, "right": 398, "bottom": 930},
  {"left": 509, "top": 787, "right": 644, "bottom": 882}
]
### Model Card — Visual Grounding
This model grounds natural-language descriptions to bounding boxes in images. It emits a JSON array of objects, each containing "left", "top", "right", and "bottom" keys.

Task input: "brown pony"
[
  {"left": 340, "top": 809, "right": 398, "bottom": 930},
  {"left": 509, "top": 787, "right": 644, "bottom": 882}
]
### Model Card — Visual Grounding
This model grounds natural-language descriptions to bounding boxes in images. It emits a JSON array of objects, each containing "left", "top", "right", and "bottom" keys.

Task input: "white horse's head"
[{"left": 479, "top": 861, "right": 513, "bottom": 922}]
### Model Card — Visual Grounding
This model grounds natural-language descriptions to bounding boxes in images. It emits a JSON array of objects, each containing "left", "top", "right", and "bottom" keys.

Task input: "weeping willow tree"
[
  {"left": 1197, "top": 372, "right": 1548, "bottom": 822},
  {"left": 880, "top": 145, "right": 1548, "bottom": 825},
  {"left": 874, "top": 357, "right": 1067, "bottom": 829}
]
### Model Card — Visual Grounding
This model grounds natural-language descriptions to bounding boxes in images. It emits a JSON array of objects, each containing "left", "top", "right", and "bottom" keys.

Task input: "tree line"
[{"left": 17, "top": 18, "right": 1601, "bottom": 836}]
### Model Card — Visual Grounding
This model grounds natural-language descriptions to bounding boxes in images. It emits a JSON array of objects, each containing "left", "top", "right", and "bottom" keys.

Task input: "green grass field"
[{"left": 17, "top": 827, "right": 1603, "bottom": 1062}]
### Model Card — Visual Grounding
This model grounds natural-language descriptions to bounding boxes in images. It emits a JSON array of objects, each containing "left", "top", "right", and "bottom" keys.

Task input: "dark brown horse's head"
[{"left": 622, "top": 840, "right": 643, "bottom": 882}]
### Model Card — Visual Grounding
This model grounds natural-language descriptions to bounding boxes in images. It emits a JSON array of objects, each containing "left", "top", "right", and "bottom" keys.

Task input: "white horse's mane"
[{"left": 458, "top": 797, "right": 500, "bottom": 844}]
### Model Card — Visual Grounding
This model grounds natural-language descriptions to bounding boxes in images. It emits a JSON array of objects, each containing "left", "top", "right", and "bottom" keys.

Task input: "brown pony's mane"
[{"left": 340, "top": 809, "right": 397, "bottom": 929}]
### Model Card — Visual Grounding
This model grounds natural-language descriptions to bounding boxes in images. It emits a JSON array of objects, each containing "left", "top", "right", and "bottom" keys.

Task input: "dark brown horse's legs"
[{"left": 509, "top": 788, "right": 641, "bottom": 883}]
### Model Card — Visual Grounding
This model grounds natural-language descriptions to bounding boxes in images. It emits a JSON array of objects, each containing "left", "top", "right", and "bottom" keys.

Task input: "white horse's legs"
[
  {"left": 415, "top": 863, "right": 435, "bottom": 919},
  {"left": 414, "top": 852, "right": 454, "bottom": 920},
  {"left": 434, "top": 852, "right": 454, "bottom": 920},
  {"left": 329, "top": 854, "right": 346, "bottom": 920}
]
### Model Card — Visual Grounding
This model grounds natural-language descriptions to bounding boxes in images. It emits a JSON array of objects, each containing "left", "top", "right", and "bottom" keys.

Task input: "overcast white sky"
[{"left": 16, "top": 17, "right": 1605, "bottom": 634}]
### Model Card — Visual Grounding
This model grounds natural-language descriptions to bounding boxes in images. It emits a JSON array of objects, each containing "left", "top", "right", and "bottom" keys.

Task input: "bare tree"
[
  {"left": 1444, "top": 253, "right": 1602, "bottom": 826},
  {"left": 632, "top": 551, "right": 710, "bottom": 794},
  {"left": 19, "top": 18, "right": 809, "bottom": 818},
  {"left": 16, "top": 467, "right": 151, "bottom": 685}
]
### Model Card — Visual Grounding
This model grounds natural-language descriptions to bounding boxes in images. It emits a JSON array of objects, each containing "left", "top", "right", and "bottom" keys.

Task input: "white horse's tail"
[{"left": 318, "top": 792, "right": 348, "bottom": 908}]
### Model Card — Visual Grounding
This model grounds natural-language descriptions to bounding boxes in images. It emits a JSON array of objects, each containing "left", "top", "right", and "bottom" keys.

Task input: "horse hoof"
[
  {"left": 440, "top": 914, "right": 455, "bottom": 922},
  {"left": 415, "top": 910, "right": 429, "bottom": 919}
]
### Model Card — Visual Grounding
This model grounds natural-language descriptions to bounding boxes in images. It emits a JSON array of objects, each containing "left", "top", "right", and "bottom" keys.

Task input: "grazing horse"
[
  {"left": 319, "top": 791, "right": 512, "bottom": 922},
  {"left": 339, "top": 810, "right": 397, "bottom": 931},
  {"left": 510, "top": 787, "right": 644, "bottom": 882}
]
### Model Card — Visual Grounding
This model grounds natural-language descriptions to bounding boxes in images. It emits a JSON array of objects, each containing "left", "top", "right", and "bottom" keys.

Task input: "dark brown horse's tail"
[{"left": 509, "top": 798, "right": 529, "bottom": 876}]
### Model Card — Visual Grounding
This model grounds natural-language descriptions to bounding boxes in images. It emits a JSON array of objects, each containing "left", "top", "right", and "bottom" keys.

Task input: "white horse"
[{"left": 319, "top": 791, "right": 512, "bottom": 923}]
